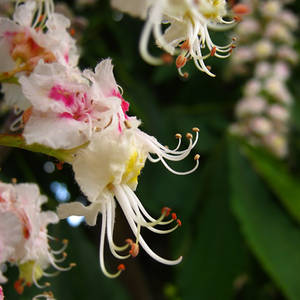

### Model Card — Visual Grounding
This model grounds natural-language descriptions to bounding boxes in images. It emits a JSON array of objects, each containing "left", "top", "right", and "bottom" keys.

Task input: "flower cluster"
[
  {"left": 0, "top": 181, "right": 72, "bottom": 296},
  {"left": 0, "top": 0, "right": 200, "bottom": 281},
  {"left": 228, "top": 0, "right": 298, "bottom": 158},
  {"left": 111, "top": 0, "right": 248, "bottom": 77}
]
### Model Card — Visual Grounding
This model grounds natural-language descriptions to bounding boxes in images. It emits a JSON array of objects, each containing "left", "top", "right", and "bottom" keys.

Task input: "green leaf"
[
  {"left": 177, "top": 141, "right": 248, "bottom": 300},
  {"left": 229, "top": 140, "right": 300, "bottom": 300},
  {"left": 243, "top": 144, "right": 300, "bottom": 224}
]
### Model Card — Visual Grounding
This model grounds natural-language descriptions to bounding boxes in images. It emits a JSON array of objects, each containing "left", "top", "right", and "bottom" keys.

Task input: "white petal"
[
  {"left": 23, "top": 113, "right": 88, "bottom": 149},
  {"left": 111, "top": 0, "right": 150, "bottom": 19}
]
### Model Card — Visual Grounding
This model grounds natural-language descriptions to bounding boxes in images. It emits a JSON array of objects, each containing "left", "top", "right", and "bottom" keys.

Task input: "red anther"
[
  {"left": 233, "top": 4, "right": 251, "bottom": 15},
  {"left": 172, "top": 213, "right": 177, "bottom": 220},
  {"left": 210, "top": 47, "right": 217, "bottom": 56},
  {"left": 56, "top": 161, "right": 64, "bottom": 170},
  {"left": 22, "top": 106, "right": 33, "bottom": 124},
  {"left": 180, "top": 39, "right": 190, "bottom": 50},
  {"left": 177, "top": 219, "right": 182, "bottom": 227},
  {"left": 176, "top": 55, "right": 187, "bottom": 69},
  {"left": 26, "top": 282, "right": 32, "bottom": 287},
  {"left": 231, "top": 45, "right": 236, "bottom": 49},
  {"left": 70, "top": 28, "right": 76, "bottom": 36},
  {"left": 129, "top": 243, "right": 139, "bottom": 258},
  {"left": 183, "top": 72, "right": 189, "bottom": 79},
  {"left": 234, "top": 15, "right": 242, "bottom": 22},
  {"left": 117, "top": 264, "right": 125, "bottom": 271},
  {"left": 161, "top": 53, "right": 173, "bottom": 64},
  {"left": 125, "top": 238, "right": 134, "bottom": 246},
  {"left": 14, "top": 279, "right": 24, "bottom": 295},
  {"left": 162, "top": 207, "right": 171, "bottom": 217}
]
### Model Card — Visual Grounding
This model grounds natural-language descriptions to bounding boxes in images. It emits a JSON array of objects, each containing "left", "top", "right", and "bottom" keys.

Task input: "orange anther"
[
  {"left": 206, "top": 65, "right": 212, "bottom": 71},
  {"left": 183, "top": 72, "right": 189, "bottom": 79},
  {"left": 162, "top": 207, "right": 171, "bottom": 216},
  {"left": 210, "top": 47, "right": 217, "bottom": 56},
  {"left": 176, "top": 55, "right": 187, "bottom": 69},
  {"left": 117, "top": 264, "right": 125, "bottom": 271},
  {"left": 234, "top": 15, "right": 242, "bottom": 22},
  {"left": 161, "top": 53, "right": 173, "bottom": 64},
  {"left": 192, "top": 127, "right": 199, "bottom": 132},
  {"left": 180, "top": 40, "right": 190, "bottom": 50},
  {"left": 14, "top": 279, "right": 24, "bottom": 295},
  {"left": 56, "top": 161, "right": 64, "bottom": 170},
  {"left": 175, "top": 133, "right": 182, "bottom": 139},
  {"left": 177, "top": 219, "right": 182, "bottom": 227},
  {"left": 129, "top": 243, "right": 139, "bottom": 258},
  {"left": 233, "top": 4, "right": 251, "bottom": 15},
  {"left": 70, "top": 28, "right": 76, "bottom": 36},
  {"left": 186, "top": 133, "right": 193, "bottom": 139},
  {"left": 22, "top": 107, "right": 33, "bottom": 124},
  {"left": 172, "top": 213, "right": 177, "bottom": 220}
]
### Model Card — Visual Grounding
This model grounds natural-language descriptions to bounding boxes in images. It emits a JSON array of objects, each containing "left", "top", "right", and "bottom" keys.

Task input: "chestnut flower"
[
  {"left": 111, "top": 0, "right": 244, "bottom": 77},
  {"left": 0, "top": 0, "right": 78, "bottom": 109},
  {"left": 58, "top": 119, "right": 200, "bottom": 278},
  {"left": 0, "top": 182, "right": 73, "bottom": 294},
  {"left": 19, "top": 59, "right": 128, "bottom": 149}
]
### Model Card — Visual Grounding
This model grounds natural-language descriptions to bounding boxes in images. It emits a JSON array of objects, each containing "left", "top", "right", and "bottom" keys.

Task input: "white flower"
[
  {"left": 20, "top": 59, "right": 127, "bottom": 149},
  {"left": 58, "top": 120, "right": 200, "bottom": 278},
  {"left": 263, "top": 133, "right": 288, "bottom": 158},
  {"left": 277, "top": 46, "right": 298, "bottom": 64},
  {"left": 254, "top": 61, "right": 271, "bottom": 78},
  {"left": 260, "top": 1, "right": 282, "bottom": 18},
  {"left": 267, "top": 104, "right": 289, "bottom": 122},
  {"left": 0, "top": 181, "right": 73, "bottom": 294},
  {"left": 264, "top": 77, "right": 292, "bottom": 104},
  {"left": 244, "top": 79, "right": 261, "bottom": 97},
  {"left": 235, "top": 96, "right": 266, "bottom": 117},
  {"left": 253, "top": 39, "right": 274, "bottom": 59},
  {"left": 265, "top": 22, "right": 293, "bottom": 44},
  {"left": 112, "top": 0, "right": 240, "bottom": 77},
  {"left": 250, "top": 117, "right": 273, "bottom": 136},
  {"left": 0, "top": 0, "right": 79, "bottom": 109}
]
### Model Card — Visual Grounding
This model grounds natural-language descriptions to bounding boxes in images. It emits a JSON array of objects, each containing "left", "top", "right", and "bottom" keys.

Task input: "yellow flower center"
[
  {"left": 122, "top": 150, "right": 146, "bottom": 186},
  {"left": 19, "top": 260, "right": 43, "bottom": 284}
]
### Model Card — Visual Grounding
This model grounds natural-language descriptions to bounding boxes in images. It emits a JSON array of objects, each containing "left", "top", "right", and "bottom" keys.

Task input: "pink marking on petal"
[
  {"left": 64, "top": 53, "right": 69, "bottom": 63},
  {"left": 49, "top": 85, "right": 75, "bottom": 107},
  {"left": 112, "top": 89, "right": 130, "bottom": 115},
  {"left": 117, "top": 113, "right": 122, "bottom": 132},
  {"left": 59, "top": 112, "right": 73, "bottom": 119},
  {"left": 0, "top": 285, "right": 4, "bottom": 300}
]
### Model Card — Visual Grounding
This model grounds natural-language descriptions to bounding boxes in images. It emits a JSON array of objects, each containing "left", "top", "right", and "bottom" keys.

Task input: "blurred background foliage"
[{"left": 1, "top": 0, "right": 300, "bottom": 299}]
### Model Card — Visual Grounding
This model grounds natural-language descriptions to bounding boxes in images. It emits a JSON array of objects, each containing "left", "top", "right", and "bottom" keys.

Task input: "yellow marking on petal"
[
  {"left": 123, "top": 150, "right": 146, "bottom": 185},
  {"left": 19, "top": 261, "right": 43, "bottom": 284}
]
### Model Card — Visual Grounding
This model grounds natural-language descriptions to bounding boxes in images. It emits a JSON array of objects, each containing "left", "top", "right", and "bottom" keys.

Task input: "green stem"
[{"left": 0, "top": 134, "right": 84, "bottom": 163}]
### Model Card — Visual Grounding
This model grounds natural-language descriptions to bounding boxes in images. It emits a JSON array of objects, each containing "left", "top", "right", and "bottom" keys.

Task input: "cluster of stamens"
[{"left": 14, "top": 237, "right": 76, "bottom": 294}]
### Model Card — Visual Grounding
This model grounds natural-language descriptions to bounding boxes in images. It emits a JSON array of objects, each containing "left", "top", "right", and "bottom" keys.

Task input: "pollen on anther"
[
  {"left": 180, "top": 40, "right": 190, "bottom": 50},
  {"left": 186, "top": 133, "right": 193, "bottom": 140},
  {"left": 45, "top": 282, "right": 51, "bottom": 287},
  {"left": 171, "top": 213, "right": 177, "bottom": 220},
  {"left": 176, "top": 55, "right": 187, "bottom": 69},
  {"left": 162, "top": 207, "right": 171, "bottom": 216},
  {"left": 210, "top": 47, "right": 217, "bottom": 56},
  {"left": 177, "top": 219, "right": 182, "bottom": 227},
  {"left": 161, "top": 53, "right": 173, "bottom": 64},
  {"left": 183, "top": 72, "right": 189, "bottom": 79},
  {"left": 175, "top": 133, "right": 182, "bottom": 139},
  {"left": 192, "top": 127, "right": 199, "bottom": 132},
  {"left": 70, "top": 263, "right": 77, "bottom": 268},
  {"left": 117, "top": 264, "right": 125, "bottom": 271},
  {"left": 12, "top": 178, "right": 17, "bottom": 184},
  {"left": 62, "top": 239, "right": 69, "bottom": 244},
  {"left": 194, "top": 154, "right": 200, "bottom": 161}
]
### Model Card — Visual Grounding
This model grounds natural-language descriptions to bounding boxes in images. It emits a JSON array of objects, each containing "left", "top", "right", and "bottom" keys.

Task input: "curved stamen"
[
  {"left": 99, "top": 202, "right": 124, "bottom": 278},
  {"left": 115, "top": 185, "right": 182, "bottom": 265}
]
